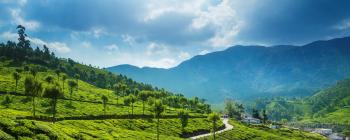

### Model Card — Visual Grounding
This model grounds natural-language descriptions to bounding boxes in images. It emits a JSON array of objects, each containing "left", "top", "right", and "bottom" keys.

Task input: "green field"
[{"left": 198, "top": 120, "right": 326, "bottom": 140}]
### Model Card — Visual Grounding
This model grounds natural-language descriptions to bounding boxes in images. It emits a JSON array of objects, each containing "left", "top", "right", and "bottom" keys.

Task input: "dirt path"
[{"left": 190, "top": 118, "right": 233, "bottom": 139}]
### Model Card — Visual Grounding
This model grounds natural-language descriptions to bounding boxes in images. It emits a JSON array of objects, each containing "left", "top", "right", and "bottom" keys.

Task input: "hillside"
[
  {"left": 198, "top": 120, "right": 326, "bottom": 140},
  {"left": 254, "top": 77, "right": 350, "bottom": 125},
  {"left": 0, "top": 28, "right": 216, "bottom": 139},
  {"left": 108, "top": 37, "right": 350, "bottom": 103}
]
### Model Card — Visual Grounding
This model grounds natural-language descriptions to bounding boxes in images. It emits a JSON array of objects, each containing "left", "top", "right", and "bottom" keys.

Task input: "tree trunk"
[
  {"left": 131, "top": 103, "right": 134, "bottom": 117},
  {"left": 213, "top": 120, "right": 216, "bottom": 140},
  {"left": 142, "top": 101, "right": 145, "bottom": 116},
  {"left": 70, "top": 89, "right": 73, "bottom": 104},
  {"left": 32, "top": 96, "right": 36, "bottom": 117},
  {"left": 53, "top": 99, "right": 57, "bottom": 123},
  {"left": 15, "top": 80, "right": 18, "bottom": 93},
  {"left": 157, "top": 117, "right": 160, "bottom": 140}
]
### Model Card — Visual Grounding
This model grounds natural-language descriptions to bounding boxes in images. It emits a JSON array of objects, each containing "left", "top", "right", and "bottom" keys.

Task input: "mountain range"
[{"left": 108, "top": 37, "right": 350, "bottom": 103}]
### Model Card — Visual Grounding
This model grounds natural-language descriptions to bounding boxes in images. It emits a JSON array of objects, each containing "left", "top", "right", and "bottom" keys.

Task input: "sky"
[{"left": 1, "top": 0, "right": 350, "bottom": 68}]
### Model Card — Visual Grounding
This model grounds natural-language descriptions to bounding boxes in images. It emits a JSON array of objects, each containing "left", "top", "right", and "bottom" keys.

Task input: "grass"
[
  {"left": 0, "top": 64, "right": 218, "bottom": 139},
  {"left": 198, "top": 120, "right": 327, "bottom": 140}
]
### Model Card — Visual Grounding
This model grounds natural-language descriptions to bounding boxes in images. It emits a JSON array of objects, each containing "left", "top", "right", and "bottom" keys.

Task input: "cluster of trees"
[
  {"left": 0, "top": 25, "right": 158, "bottom": 93},
  {"left": 1, "top": 25, "right": 215, "bottom": 138},
  {"left": 224, "top": 98, "right": 269, "bottom": 124},
  {"left": 224, "top": 99, "right": 244, "bottom": 120},
  {"left": 1, "top": 25, "right": 212, "bottom": 114}
]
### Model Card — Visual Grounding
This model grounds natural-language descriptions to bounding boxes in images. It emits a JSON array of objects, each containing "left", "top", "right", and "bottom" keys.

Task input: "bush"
[
  {"left": 0, "top": 130, "right": 14, "bottom": 140},
  {"left": 34, "top": 134, "right": 50, "bottom": 140},
  {"left": 0, "top": 118, "right": 16, "bottom": 128},
  {"left": 10, "top": 126, "right": 33, "bottom": 136}
]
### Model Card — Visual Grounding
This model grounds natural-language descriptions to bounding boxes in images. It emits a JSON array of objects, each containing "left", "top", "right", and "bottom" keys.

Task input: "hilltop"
[{"left": 108, "top": 37, "right": 350, "bottom": 103}]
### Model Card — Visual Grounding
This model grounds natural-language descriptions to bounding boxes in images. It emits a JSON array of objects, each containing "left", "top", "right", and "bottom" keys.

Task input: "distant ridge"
[{"left": 108, "top": 36, "right": 350, "bottom": 103}]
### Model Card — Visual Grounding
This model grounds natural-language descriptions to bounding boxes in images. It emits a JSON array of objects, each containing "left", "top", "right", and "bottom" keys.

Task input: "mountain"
[{"left": 108, "top": 37, "right": 350, "bottom": 103}]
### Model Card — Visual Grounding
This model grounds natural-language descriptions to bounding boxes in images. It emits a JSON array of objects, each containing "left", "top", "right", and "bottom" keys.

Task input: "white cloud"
[
  {"left": 199, "top": 50, "right": 210, "bottom": 55},
  {"left": 10, "top": 8, "right": 40, "bottom": 30},
  {"left": 81, "top": 41, "right": 91, "bottom": 48},
  {"left": 121, "top": 34, "right": 136, "bottom": 46},
  {"left": 29, "top": 38, "right": 71, "bottom": 53},
  {"left": 105, "top": 44, "right": 119, "bottom": 51},
  {"left": 0, "top": 31, "right": 18, "bottom": 41},
  {"left": 334, "top": 19, "right": 350, "bottom": 30},
  {"left": 178, "top": 51, "right": 190, "bottom": 60},
  {"left": 89, "top": 27, "right": 107, "bottom": 38},
  {"left": 18, "top": 0, "right": 27, "bottom": 6},
  {"left": 143, "top": 0, "right": 208, "bottom": 22},
  {"left": 146, "top": 42, "right": 169, "bottom": 56},
  {"left": 111, "top": 52, "right": 177, "bottom": 68},
  {"left": 191, "top": 0, "right": 243, "bottom": 48}
]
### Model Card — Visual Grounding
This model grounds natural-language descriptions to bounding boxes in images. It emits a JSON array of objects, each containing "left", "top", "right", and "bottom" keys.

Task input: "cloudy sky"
[{"left": 1, "top": 0, "right": 350, "bottom": 68}]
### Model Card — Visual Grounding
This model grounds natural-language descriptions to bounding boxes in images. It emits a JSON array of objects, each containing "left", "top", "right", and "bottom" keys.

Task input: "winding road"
[{"left": 190, "top": 118, "right": 234, "bottom": 139}]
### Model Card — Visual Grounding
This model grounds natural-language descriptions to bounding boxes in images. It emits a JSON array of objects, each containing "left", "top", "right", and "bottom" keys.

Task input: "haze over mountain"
[{"left": 108, "top": 36, "right": 350, "bottom": 103}]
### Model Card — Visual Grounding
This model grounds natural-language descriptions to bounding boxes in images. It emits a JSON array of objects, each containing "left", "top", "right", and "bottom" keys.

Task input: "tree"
[
  {"left": 262, "top": 109, "right": 268, "bottom": 124},
  {"left": 68, "top": 80, "right": 77, "bottom": 104},
  {"left": 43, "top": 84, "right": 64, "bottom": 122},
  {"left": 45, "top": 75, "right": 54, "bottom": 84},
  {"left": 225, "top": 99, "right": 243, "bottom": 119},
  {"left": 129, "top": 95, "right": 136, "bottom": 116},
  {"left": 208, "top": 112, "right": 220, "bottom": 140},
  {"left": 74, "top": 74, "right": 80, "bottom": 89},
  {"left": 30, "top": 69, "right": 37, "bottom": 78},
  {"left": 24, "top": 76, "right": 42, "bottom": 117},
  {"left": 342, "top": 128, "right": 350, "bottom": 139},
  {"left": 113, "top": 83, "right": 121, "bottom": 104},
  {"left": 153, "top": 100, "right": 165, "bottom": 140},
  {"left": 61, "top": 74, "right": 67, "bottom": 91},
  {"left": 12, "top": 72, "right": 21, "bottom": 93},
  {"left": 178, "top": 109, "right": 189, "bottom": 134},
  {"left": 55, "top": 69, "right": 60, "bottom": 81},
  {"left": 101, "top": 95, "right": 108, "bottom": 115},
  {"left": 2, "top": 95, "right": 12, "bottom": 108},
  {"left": 138, "top": 91, "right": 149, "bottom": 115},
  {"left": 252, "top": 108, "right": 261, "bottom": 120}
]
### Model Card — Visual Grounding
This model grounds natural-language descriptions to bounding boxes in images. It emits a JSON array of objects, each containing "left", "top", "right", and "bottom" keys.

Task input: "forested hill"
[
  {"left": 253, "top": 77, "right": 350, "bottom": 125},
  {"left": 1, "top": 26, "right": 172, "bottom": 95},
  {"left": 0, "top": 25, "right": 211, "bottom": 113},
  {"left": 108, "top": 36, "right": 350, "bottom": 103}
]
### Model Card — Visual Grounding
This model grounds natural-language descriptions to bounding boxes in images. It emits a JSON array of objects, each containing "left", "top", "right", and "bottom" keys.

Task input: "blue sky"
[{"left": 1, "top": 0, "right": 350, "bottom": 68}]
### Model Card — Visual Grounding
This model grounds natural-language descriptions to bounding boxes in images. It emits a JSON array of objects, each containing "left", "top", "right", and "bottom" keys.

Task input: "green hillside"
[
  {"left": 254, "top": 78, "right": 350, "bottom": 125},
  {"left": 0, "top": 27, "right": 217, "bottom": 139},
  {"left": 198, "top": 120, "right": 326, "bottom": 140}
]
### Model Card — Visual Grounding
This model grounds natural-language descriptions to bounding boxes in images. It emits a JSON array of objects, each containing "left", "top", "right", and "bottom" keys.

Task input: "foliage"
[
  {"left": 199, "top": 120, "right": 326, "bottom": 140},
  {"left": 177, "top": 109, "right": 189, "bottom": 133}
]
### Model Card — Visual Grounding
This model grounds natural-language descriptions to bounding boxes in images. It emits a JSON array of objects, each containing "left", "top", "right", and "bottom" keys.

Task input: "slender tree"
[
  {"left": 138, "top": 91, "right": 149, "bottom": 115},
  {"left": 68, "top": 80, "right": 77, "bottom": 104},
  {"left": 55, "top": 69, "right": 60, "bottom": 81},
  {"left": 178, "top": 109, "right": 189, "bottom": 135},
  {"left": 24, "top": 76, "right": 42, "bottom": 117},
  {"left": 154, "top": 100, "right": 165, "bottom": 140},
  {"left": 43, "top": 84, "right": 64, "bottom": 122},
  {"left": 208, "top": 112, "right": 220, "bottom": 140},
  {"left": 262, "top": 109, "right": 268, "bottom": 124},
  {"left": 61, "top": 74, "right": 67, "bottom": 92},
  {"left": 12, "top": 72, "right": 21, "bottom": 93},
  {"left": 101, "top": 95, "right": 108, "bottom": 115},
  {"left": 74, "top": 74, "right": 80, "bottom": 89},
  {"left": 113, "top": 83, "right": 120, "bottom": 104},
  {"left": 30, "top": 69, "right": 37, "bottom": 78},
  {"left": 129, "top": 95, "right": 136, "bottom": 116}
]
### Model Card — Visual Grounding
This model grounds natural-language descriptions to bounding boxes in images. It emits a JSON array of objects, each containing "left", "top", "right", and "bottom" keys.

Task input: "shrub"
[
  {"left": 0, "top": 130, "right": 14, "bottom": 140},
  {"left": 34, "top": 134, "right": 50, "bottom": 140},
  {"left": 10, "top": 126, "right": 33, "bottom": 136}
]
